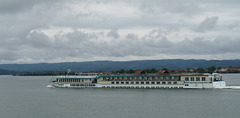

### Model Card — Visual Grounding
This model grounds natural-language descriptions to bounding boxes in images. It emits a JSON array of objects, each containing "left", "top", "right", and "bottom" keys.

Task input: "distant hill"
[
  {"left": 0, "top": 59, "right": 240, "bottom": 73},
  {"left": 0, "top": 69, "right": 18, "bottom": 75}
]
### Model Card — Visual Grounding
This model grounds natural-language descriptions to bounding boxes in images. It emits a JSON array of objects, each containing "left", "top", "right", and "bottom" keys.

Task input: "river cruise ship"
[{"left": 49, "top": 71, "right": 226, "bottom": 89}]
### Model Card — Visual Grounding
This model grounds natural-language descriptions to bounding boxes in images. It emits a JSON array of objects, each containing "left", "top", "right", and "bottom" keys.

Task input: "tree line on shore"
[
  {"left": 16, "top": 66, "right": 240, "bottom": 76},
  {"left": 112, "top": 66, "right": 217, "bottom": 74}
]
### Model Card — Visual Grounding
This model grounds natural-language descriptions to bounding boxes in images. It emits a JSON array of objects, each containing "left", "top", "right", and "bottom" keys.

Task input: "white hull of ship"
[{"left": 50, "top": 81, "right": 226, "bottom": 89}]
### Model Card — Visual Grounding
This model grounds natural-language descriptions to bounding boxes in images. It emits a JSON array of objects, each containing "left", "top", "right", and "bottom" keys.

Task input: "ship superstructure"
[{"left": 50, "top": 71, "right": 226, "bottom": 89}]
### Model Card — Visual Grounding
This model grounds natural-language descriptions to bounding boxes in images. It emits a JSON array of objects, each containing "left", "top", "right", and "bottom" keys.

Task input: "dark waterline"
[{"left": 0, "top": 74, "right": 240, "bottom": 118}]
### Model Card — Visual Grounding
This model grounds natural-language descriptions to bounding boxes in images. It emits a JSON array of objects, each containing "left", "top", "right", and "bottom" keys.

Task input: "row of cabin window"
[
  {"left": 102, "top": 76, "right": 181, "bottom": 81},
  {"left": 184, "top": 77, "right": 206, "bottom": 81},
  {"left": 103, "top": 86, "right": 184, "bottom": 89},
  {"left": 111, "top": 81, "right": 178, "bottom": 85},
  {"left": 57, "top": 79, "right": 92, "bottom": 83},
  {"left": 70, "top": 84, "right": 95, "bottom": 87}
]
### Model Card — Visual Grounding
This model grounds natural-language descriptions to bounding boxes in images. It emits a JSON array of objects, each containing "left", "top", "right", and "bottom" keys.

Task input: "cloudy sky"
[{"left": 0, "top": 0, "right": 240, "bottom": 64}]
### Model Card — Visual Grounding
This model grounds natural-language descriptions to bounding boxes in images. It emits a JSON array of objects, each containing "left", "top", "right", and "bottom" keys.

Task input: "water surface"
[{"left": 0, "top": 74, "right": 240, "bottom": 118}]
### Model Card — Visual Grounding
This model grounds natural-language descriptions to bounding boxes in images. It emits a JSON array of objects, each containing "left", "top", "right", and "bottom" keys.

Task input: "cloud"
[
  {"left": 0, "top": 0, "right": 60, "bottom": 13},
  {"left": 107, "top": 29, "right": 120, "bottom": 39},
  {"left": 195, "top": 16, "right": 219, "bottom": 32},
  {"left": 0, "top": 0, "right": 240, "bottom": 63},
  {"left": 228, "top": 22, "right": 240, "bottom": 29},
  {"left": 2, "top": 28, "right": 240, "bottom": 63}
]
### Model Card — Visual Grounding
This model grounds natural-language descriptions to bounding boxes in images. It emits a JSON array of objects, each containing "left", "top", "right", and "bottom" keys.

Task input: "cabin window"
[
  {"left": 131, "top": 82, "right": 134, "bottom": 84},
  {"left": 111, "top": 82, "right": 114, "bottom": 84},
  {"left": 185, "top": 77, "right": 189, "bottom": 81},
  {"left": 121, "top": 82, "right": 124, "bottom": 84},
  {"left": 191, "top": 77, "right": 194, "bottom": 81},
  {"left": 174, "top": 77, "right": 179, "bottom": 81},
  {"left": 126, "top": 82, "right": 129, "bottom": 84},
  {"left": 136, "top": 82, "right": 139, "bottom": 84},
  {"left": 157, "top": 82, "right": 160, "bottom": 84},
  {"left": 116, "top": 82, "right": 119, "bottom": 84},
  {"left": 185, "top": 84, "right": 189, "bottom": 86},
  {"left": 151, "top": 82, "right": 155, "bottom": 84},
  {"left": 146, "top": 82, "right": 149, "bottom": 84},
  {"left": 168, "top": 82, "right": 171, "bottom": 84},
  {"left": 162, "top": 82, "right": 166, "bottom": 84},
  {"left": 202, "top": 77, "right": 206, "bottom": 81},
  {"left": 196, "top": 77, "right": 200, "bottom": 81},
  {"left": 141, "top": 82, "right": 144, "bottom": 84},
  {"left": 173, "top": 82, "right": 177, "bottom": 84}
]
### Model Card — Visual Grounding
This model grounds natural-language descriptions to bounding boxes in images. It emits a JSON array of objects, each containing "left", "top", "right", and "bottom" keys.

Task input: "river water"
[{"left": 0, "top": 74, "right": 240, "bottom": 118}]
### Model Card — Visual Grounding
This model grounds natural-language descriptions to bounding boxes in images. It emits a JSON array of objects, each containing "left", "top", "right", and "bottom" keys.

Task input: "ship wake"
[
  {"left": 224, "top": 86, "right": 240, "bottom": 89},
  {"left": 47, "top": 85, "right": 55, "bottom": 88}
]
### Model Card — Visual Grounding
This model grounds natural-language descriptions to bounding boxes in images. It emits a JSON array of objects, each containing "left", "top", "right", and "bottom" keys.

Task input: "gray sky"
[{"left": 0, "top": 0, "right": 240, "bottom": 64}]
